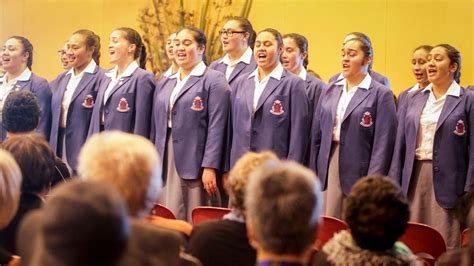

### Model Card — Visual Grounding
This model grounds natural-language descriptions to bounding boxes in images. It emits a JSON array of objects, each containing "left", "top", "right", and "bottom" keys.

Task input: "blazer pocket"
[{"left": 114, "top": 93, "right": 134, "bottom": 113}]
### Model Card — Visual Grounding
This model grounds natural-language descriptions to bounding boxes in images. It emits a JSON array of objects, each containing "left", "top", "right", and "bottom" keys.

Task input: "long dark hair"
[
  {"left": 115, "top": 27, "right": 147, "bottom": 69},
  {"left": 73, "top": 29, "right": 101, "bottom": 66},
  {"left": 9, "top": 36, "right": 33, "bottom": 70}
]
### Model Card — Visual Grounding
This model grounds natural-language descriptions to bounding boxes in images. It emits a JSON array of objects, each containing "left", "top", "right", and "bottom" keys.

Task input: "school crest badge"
[
  {"left": 270, "top": 100, "right": 284, "bottom": 115},
  {"left": 360, "top": 111, "right": 373, "bottom": 127},
  {"left": 116, "top": 97, "right": 130, "bottom": 112},
  {"left": 454, "top": 119, "right": 466, "bottom": 136},
  {"left": 15, "top": 84, "right": 21, "bottom": 91},
  {"left": 82, "top": 94, "right": 94, "bottom": 108},
  {"left": 191, "top": 96, "right": 204, "bottom": 111}
]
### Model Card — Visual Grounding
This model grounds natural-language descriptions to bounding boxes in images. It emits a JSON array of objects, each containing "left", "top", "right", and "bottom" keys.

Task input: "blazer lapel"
[
  {"left": 246, "top": 78, "right": 255, "bottom": 114},
  {"left": 255, "top": 72, "right": 285, "bottom": 112},
  {"left": 411, "top": 91, "right": 430, "bottom": 137},
  {"left": 174, "top": 75, "right": 201, "bottom": 103},
  {"left": 329, "top": 85, "right": 343, "bottom": 123},
  {"left": 163, "top": 78, "right": 177, "bottom": 112},
  {"left": 342, "top": 88, "right": 371, "bottom": 122},
  {"left": 15, "top": 80, "right": 30, "bottom": 92},
  {"left": 70, "top": 67, "right": 98, "bottom": 103},
  {"left": 105, "top": 76, "right": 132, "bottom": 104},
  {"left": 436, "top": 91, "right": 463, "bottom": 131},
  {"left": 228, "top": 62, "right": 247, "bottom": 83}
]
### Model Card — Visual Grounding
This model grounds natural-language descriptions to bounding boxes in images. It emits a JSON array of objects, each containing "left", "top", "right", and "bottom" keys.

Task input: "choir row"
[{"left": 1, "top": 17, "right": 473, "bottom": 249}]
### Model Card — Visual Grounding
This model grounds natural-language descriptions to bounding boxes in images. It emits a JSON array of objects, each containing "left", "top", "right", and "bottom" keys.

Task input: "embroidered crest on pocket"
[
  {"left": 360, "top": 111, "right": 373, "bottom": 127},
  {"left": 191, "top": 96, "right": 204, "bottom": 111},
  {"left": 454, "top": 119, "right": 466, "bottom": 136},
  {"left": 270, "top": 100, "right": 284, "bottom": 115},
  {"left": 116, "top": 97, "right": 130, "bottom": 112},
  {"left": 82, "top": 94, "right": 94, "bottom": 108}
]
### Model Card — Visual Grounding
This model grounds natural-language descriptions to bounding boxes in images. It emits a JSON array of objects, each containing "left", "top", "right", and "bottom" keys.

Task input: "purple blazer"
[
  {"left": 89, "top": 68, "right": 155, "bottom": 138},
  {"left": 310, "top": 80, "right": 397, "bottom": 195},
  {"left": 229, "top": 69, "right": 310, "bottom": 169},
  {"left": 152, "top": 68, "right": 230, "bottom": 180},
  {"left": 389, "top": 88, "right": 474, "bottom": 208},
  {"left": 329, "top": 70, "right": 391, "bottom": 90},
  {"left": 208, "top": 56, "right": 257, "bottom": 89},
  {"left": 50, "top": 66, "right": 105, "bottom": 170},
  {"left": 0, "top": 73, "right": 52, "bottom": 141},
  {"left": 467, "top": 85, "right": 474, "bottom": 91}
]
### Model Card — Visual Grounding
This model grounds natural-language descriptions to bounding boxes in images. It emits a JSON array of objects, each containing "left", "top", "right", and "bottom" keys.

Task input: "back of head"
[
  {"left": 344, "top": 176, "right": 410, "bottom": 251},
  {"left": 227, "top": 151, "right": 278, "bottom": 217},
  {"left": 78, "top": 131, "right": 161, "bottom": 217},
  {"left": 0, "top": 149, "right": 22, "bottom": 229},
  {"left": 1, "top": 133, "right": 54, "bottom": 193},
  {"left": 18, "top": 180, "right": 129, "bottom": 266},
  {"left": 245, "top": 161, "right": 321, "bottom": 256},
  {"left": 2, "top": 91, "right": 41, "bottom": 134}
]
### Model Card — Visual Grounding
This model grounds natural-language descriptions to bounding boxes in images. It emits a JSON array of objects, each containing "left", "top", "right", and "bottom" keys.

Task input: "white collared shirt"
[
  {"left": 332, "top": 74, "right": 372, "bottom": 141},
  {"left": 168, "top": 61, "right": 206, "bottom": 127},
  {"left": 408, "top": 83, "right": 420, "bottom": 93},
  {"left": 0, "top": 68, "right": 32, "bottom": 122},
  {"left": 61, "top": 60, "right": 96, "bottom": 128},
  {"left": 163, "top": 66, "right": 174, "bottom": 78},
  {"left": 248, "top": 63, "right": 283, "bottom": 111},
  {"left": 103, "top": 61, "right": 139, "bottom": 105},
  {"left": 297, "top": 67, "right": 307, "bottom": 81},
  {"left": 415, "top": 81, "right": 461, "bottom": 160},
  {"left": 220, "top": 47, "right": 253, "bottom": 80}
]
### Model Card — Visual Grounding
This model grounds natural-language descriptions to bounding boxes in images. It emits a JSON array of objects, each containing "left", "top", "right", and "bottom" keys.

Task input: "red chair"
[
  {"left": 314, "top": 215, "right": 348, "bottom": 251},
  {"left": 191, "top": 207, "right": 231, "bottom": 225},
  {"left": 461, "top": 228, "right": 470, "bottom": 247},
  {"left": 150, "top": 203, "right": 176, "bottom": 219},
  {"left": 399, "top": 222, "right": 446, "bottom": 265}
]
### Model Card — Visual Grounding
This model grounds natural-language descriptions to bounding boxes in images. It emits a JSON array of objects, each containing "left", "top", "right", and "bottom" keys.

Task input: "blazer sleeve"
[
  {"left": 309, "top": 89, "right": 325, "bottom": 174},
  {"left": 465, "top": 91, "right": 474, "bottom": 192},
  {"left": 287, "top": 78, "right": 310, "bottom": 164},
  {"left": 33, "top": 78, "right": 53, "bottom": 141},
  {"left": 389, "top": 93, "right": 408, "bottom": 185},
  {"left": 201, "top": 73, "right": 231, "bottom": 170},
  {"left": 133, "top": 72, "right": 155, "bottom": 138},
  {"left": 368, "top": 89, "right": 397, "bottom": 175}
]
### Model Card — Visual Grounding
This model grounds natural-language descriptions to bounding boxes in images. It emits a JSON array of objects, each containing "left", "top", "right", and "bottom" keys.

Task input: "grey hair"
[{"left": 245, "top": 160, "right": 322, "bottom": 256}]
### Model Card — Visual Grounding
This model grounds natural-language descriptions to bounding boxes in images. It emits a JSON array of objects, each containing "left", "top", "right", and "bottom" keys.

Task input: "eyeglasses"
[{"left": 218, "top": 29, "right": 246, "bottom": 37}]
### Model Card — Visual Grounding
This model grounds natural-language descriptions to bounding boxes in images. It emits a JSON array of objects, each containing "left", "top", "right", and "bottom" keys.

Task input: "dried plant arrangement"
[{"left": 138, "top": 0, "right": 253, "bottom": 76}]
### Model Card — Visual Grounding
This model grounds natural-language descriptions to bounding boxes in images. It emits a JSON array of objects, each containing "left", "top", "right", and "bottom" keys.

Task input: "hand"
[{"left": 202, "top": 168, "right": 217, "bottom": 196}]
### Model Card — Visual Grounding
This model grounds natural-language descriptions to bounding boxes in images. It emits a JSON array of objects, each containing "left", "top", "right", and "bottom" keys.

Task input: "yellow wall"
[{"left": 1, "top": 0, "right": 472, "bottom": 94}]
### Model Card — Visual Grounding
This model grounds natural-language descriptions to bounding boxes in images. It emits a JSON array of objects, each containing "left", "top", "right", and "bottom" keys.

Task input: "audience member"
[
  {"left": 0, "top": 134, "right": 55, "bottom": 254},
  {"left": 313, "top": 176, "right": 419, "bottom": 265},
  {"left": 188, "top": 151, "right": 278, "bottom": 266},
  {"left": 0, "top": 150, "right": 22, "bottom": 265},
  {"left": 2, "top": 91, "right": 70, "bottom": 184},
  {"left": 246, "top": 161, "right": 322, "bottom": 266},
  {"left": 78, "top": 131, "right": 193, "bottom": 266},
  {"left": 17, "top": 180, "right": 129, "bottom": 266}
]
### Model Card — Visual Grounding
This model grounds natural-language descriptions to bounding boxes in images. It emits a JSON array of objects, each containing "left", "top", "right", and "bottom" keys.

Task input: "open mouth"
[
  {"left": 109, "top": 50, "right": 116, "bottom": 56},
  {"left": 342, "top": 63, "right": 350, "bottom": 71},
  {"left": 427, "top": 68, "right": 437, "bottom": 76},
  {"left": 176, "top": 52, "right": 186, "bottom": 60}
]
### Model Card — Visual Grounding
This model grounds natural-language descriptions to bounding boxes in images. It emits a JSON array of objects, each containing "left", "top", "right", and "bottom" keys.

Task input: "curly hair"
[
  {"left": 344, "top": 175, "right": 410, "bottom": 251},
  {"left": 2, "top": 91, "right": 41, "bottom": 133},
  {"left": 227, "top": 151, "right": 278, "bottom": 218}
]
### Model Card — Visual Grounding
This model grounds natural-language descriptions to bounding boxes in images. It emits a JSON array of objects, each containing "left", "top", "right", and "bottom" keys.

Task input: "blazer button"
[
  {"left": 105, "top": 110, "right": 109, "bottom": 114},
  {"left": 434, "top": 166, "right": 439, "bottom": 172},
  {"left": 433, "top": 150, "right": 438, "bottom": 156},
  {"left": 172, "top": 111, "right": 177, "bottom": 115},
  {"left": 340, "top": 141, "right": 345, "bottom": 145}
]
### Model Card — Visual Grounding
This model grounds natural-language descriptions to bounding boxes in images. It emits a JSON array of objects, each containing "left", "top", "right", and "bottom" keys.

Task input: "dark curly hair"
[
  {"left": 344, "top": 175, "right": 410, "bottom": 251},
  {"left": 2, "top": 91, "right": 41, "bottom": 133}
]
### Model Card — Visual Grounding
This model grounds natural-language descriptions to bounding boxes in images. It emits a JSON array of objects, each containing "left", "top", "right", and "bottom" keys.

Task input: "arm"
[
  {"left": 133, "top": 72, "right": 156, "bottom": 138},
  {"left": 33, "top": 79, "right": 52, "bottom": 141},
  {"left": 465, "top": 91, "right": 474, "bottom": 192},
  {"left": 288, "top": 78, "right": 310, "bottom": 164},
  {"left": 309, "top": 89, "right": 325, "bottom": 174},
  {"left": 201, "top": 73, "right": 231, "bottom": 195},
  {"left": 368, "top": 89, "right": 397, "bottom": 175},
  {"left": 389, "top": 93, "right": 408, "bottom": 185}
]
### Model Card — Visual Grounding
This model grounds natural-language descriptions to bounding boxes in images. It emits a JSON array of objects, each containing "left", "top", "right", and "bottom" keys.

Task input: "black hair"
[
  {"left": 283, "top": 33, "right": 309, "bottom": 69},
  {"left": 115, "top": 27, "right": 147, "bottom": 69},
  {"left": 435, "top": 44, "right": 461, "bottom": 83},
  {"left": 226, "top": 16, "right": 256, "bottom": 49},
  {"left": 73, "top": 29, "right": 101, "bottom": 65},
  {"left": 2, "top": 91, "right": 41, "bottom": 133},
  {"left": 9, "top": 36, "right": 33, "bottom": 70}
]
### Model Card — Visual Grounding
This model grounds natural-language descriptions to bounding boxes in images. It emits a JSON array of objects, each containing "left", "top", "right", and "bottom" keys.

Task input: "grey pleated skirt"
[
  {"left": 323, "top": 143, "right": 345, "bottom": 219},
  {"left": 408, "top": 160, "right": 460, "bottom": 249}
]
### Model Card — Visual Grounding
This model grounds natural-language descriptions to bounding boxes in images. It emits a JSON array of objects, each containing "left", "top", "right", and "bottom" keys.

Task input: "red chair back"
[
  {"left": 150, "top": 204, "right": 176, "bottom": 219},
  {"left": 461, "top": 228, "right": 470, "bottom": 247},
  {"left": 314, "top": 215, "right": 348, "bottom": 251},
  {"left": 399, "top": 222, "right": 446, "bottom": 265},
  {"left": 192, "top": 207, "right": 231, "bottom": 225}
]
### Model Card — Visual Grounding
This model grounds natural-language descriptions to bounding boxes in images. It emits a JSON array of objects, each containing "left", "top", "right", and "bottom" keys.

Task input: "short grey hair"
[{"left": 245, "top": 160, "right": 322, "bottom": 255}]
